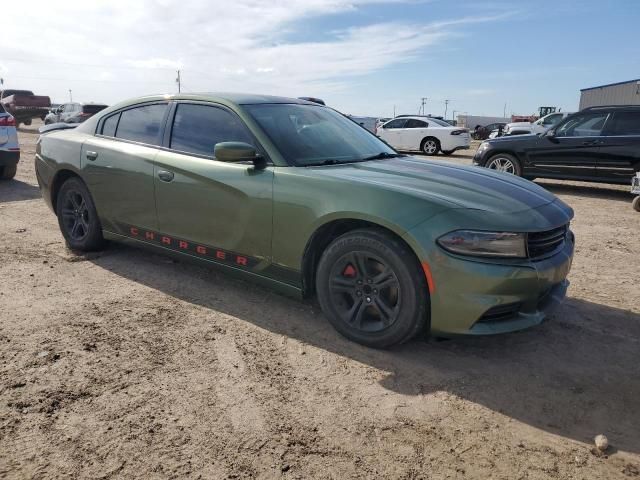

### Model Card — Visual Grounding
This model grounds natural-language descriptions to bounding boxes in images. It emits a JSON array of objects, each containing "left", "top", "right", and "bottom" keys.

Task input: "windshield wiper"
[{"left": 361, "top": 152, "right": 404, "bottom": 161}]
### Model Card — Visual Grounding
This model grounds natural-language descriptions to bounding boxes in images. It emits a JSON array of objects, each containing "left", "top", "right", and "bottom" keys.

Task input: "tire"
[
  {"left": 485, "top": 153, "right": 522, "bottom": 176},
  {"left": 0, "top": 164, "right": 17, "bottom": 180},
  {"left": 421, "top": 137, "right": 440, "bottom": 156},
  {"left": 633, "top": 196, "right": 640, "bottom": 213},
  {"left": 55, "top": 177, "right": 105, "bottom": 251},
  {"left": 316, "top": 229, "right": 429, "bottom": 348},
  {"left": 24, "top": 119, "right": 32, "bottom": 126},
  {"left": 44, "top": 119, "right": 51, "bottom": 125}
]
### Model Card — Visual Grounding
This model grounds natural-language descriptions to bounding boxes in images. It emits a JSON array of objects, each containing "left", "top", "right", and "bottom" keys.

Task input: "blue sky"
[{"left": 2, "top": 0, "right": 639, "bottom": 118}]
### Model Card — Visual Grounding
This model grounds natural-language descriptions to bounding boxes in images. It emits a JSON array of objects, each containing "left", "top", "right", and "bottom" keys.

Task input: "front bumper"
[{"left": 419, "top": 233, "right": 574, "bottom": 336}]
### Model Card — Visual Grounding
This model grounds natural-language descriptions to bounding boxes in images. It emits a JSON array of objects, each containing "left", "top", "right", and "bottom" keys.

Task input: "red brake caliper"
[{"left": 343, "top": 264, "right": 356, "bottom": 277}]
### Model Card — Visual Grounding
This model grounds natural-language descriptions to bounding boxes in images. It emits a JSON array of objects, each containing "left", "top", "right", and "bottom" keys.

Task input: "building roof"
[{"left": 581, "top": 79, "right": 640, "bottom": 92}]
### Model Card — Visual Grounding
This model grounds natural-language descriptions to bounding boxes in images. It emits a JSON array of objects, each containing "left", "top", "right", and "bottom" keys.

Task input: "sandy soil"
[{"left": 1, "top": 122, "right": 639, "bottom": 479}]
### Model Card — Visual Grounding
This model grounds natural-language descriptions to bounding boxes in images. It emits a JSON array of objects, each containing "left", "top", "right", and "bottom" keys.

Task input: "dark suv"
[{"left": 474, "top": 106, "right": 640, "bottom": 185}]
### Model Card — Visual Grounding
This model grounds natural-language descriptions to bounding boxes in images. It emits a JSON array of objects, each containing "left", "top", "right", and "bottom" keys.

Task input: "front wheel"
[
  {"left": 485, "top": 153, "right": 522, "bottom": 176},
  {"left": 421, "top": 138, "right": 440, "bottom": 156},
  {"left": 316, "top": 229, "right": 429, "bottom": 348},
  {"left": 56, "top": 177, "right": 105, "bottom": 251}
]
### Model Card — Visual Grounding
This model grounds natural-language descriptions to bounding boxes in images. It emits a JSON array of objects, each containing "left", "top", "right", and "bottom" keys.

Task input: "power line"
[{"left": 0, "top": 56, "right": 178, "bottom": 71}]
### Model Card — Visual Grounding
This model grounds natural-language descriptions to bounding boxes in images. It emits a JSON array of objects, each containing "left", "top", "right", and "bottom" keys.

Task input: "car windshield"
[{"left": 244, "top": 103, "right": 397, "bottom": 166}]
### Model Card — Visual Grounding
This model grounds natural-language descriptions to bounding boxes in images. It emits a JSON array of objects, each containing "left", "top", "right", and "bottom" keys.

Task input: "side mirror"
[{"left": 214, "top": 142, "right": 266, "bottom": 168}]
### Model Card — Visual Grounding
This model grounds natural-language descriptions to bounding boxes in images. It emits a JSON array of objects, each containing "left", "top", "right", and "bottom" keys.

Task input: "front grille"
[{"left": 527, "top": 225, "right": 568, "bottom": 259}]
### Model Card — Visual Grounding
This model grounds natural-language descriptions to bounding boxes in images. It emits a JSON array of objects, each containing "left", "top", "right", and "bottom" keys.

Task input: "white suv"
[
  {"left": 504, "top": 112, "right": 572, "bottom": 136},
  {"left": 376, "top": 116, "right": 470, "bottom": 155}
]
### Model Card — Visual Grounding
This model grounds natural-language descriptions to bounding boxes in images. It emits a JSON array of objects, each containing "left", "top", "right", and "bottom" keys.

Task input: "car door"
[
  {"left": 81, "top": 102, "right": 169, "bottom": 234},
  {"left": 377, "top": 118, "right": 406, "bottom": 149},
  {"left": 400, "top": 119, "right": 429, "bottom": 150},
  {"left": 525, "top": 112, "right": 609, "bottom": 179},
  {"left": 153, "top": 102, "right": 273, "bottom": 270},
  {"left": 596, "top": 110, "right": 640, "bottom": 183}
]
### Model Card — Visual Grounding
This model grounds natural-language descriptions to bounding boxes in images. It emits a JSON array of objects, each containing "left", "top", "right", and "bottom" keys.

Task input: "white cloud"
[{"left": 0, "top": 0, "right": 512, "bottom": 110}]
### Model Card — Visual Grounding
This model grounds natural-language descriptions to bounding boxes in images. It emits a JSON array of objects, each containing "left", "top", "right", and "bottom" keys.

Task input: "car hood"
[{"left": 309, "top": 157, "right": 559, "bottom": 214}]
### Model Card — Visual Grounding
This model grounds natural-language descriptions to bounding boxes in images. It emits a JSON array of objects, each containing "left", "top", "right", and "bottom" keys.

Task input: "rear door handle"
[
  {"left": 86, "top": 151, "right": 98, "bottom": 161},
  {"left": 157, "top": 170, "right": 174, "bottom": 182}
]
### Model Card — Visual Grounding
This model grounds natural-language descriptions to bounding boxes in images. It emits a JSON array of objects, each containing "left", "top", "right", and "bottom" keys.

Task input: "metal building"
[{"left": 579, "top": 79, "right": 640, "bottom": 109}]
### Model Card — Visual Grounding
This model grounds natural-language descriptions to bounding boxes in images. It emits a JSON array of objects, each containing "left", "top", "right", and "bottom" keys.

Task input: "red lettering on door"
[
  {"left": 196, "top": 246, "right": 207, "bottom": 255},
  {"left": 179, "top": 240, "right": 188, "bottom": 249},
  {"left": 145, "top": 231, "right": 155, "bottom": 240},
  {"left": 236, "top": 256, "right": 248, "bottom": 266},
  {"left": 216, "top": 250, "right": 226, "bottom": 260},
  {"left": 130, "top": 227, "right": 139, "bottom": 236}
]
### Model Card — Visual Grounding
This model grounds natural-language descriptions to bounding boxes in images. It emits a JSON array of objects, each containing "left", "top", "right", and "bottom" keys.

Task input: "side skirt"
[{"left": 102, "top": 230, "right": 304, "bottom": 300}]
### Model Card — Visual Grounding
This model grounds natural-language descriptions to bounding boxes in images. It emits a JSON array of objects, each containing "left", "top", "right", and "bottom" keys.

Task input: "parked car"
[
  {"left": 473, "top": 122, "right": 507, "bottom": 140},
  {"left": 0, "top": 89, "right": 51, "bottom": 128},
  {"left": 36, "top": 93, "right": 574, "bottom": 348},
  {"left": 375, "top": 118, "right": 390, "bottom": 130},
  {"left": 45, "top": 102, "right": 108, "bottom": 125},
  {"left": 376, "top": 116, "right": 470, "bottom": 155},
  {"left": 504, "top": 112, "right": 572, "bottom": 136},
  {"left": 474, "top": 105, "right": 640, "bottom": 184},
  {"left": 0, "top": 105, "right": 20, "bottom": 180}
]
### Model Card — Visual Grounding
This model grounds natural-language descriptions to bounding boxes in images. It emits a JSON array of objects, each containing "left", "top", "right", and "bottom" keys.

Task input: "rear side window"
[
  {"left": 405, "top": 119, "right": 428, "bottom": 128},
  {"left": 607, "top": 112, "right": 640, "bottom": 136},
  {"left": 169, "top": 103, "right": 253, "bottom": 157},
  {"left": 115, "top": 104, "right": 167, "bottom": 145},
  {"left": 101, "top": 113, "right": 119, "bottom": 137}
]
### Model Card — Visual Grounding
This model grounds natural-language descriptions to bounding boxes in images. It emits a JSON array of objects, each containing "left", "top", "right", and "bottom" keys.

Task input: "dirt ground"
[{"left": 1, "top": 121, "right": 639, "bottom": 479}]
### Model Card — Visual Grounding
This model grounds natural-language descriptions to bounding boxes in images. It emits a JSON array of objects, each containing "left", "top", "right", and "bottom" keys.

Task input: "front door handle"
[
  {"left": 582, "top": 140, "right": 602, "bottom": 146},
  {"left": 157, "top": 170, "right": 174, "bottom": 182},
  {"left": 86, "top": 151, "right": 98, "bottom": 161}
]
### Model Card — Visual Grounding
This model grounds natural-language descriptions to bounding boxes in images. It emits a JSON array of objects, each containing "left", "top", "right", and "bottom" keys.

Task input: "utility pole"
[
  {"left": 420, "top": 97, "right": 428, "bottom": 115},
  {"left": 69, "top": 89, "right": 72, "bottom": 102},
  {"left": 176, "top": 70, "right": 181, "bottom": 93},
  {"left": 444, "top": 99, "right": 450, "bottom": 119},
  {"left": 393, "top": 105, "right": 396, "bottom": 118},
  {"left": 503, "top": 102, "right": 507, "bottom": 118}
]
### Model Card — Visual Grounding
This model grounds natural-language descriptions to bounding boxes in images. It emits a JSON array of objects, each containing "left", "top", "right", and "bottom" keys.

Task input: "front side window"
[
  {"left": 383, "top": 119, "right": 407, "bottom": 129},
  {"left": 607, "top": 111, "right": 640, "bottom": 136},
  {"left": 170, "top": 104, "right": 253, "bottom": 157},
  {"left": 245, "top": 103, "right": 396, "bottom": 166},
  {"left": 115, "top": 104, "right": 167, "bottom": 145},
  {"left": 405, "top": 119, "right": 428, "bottom": 128},
  {"left": 555, "top": 113, "right": 608, "bottom": 137}
]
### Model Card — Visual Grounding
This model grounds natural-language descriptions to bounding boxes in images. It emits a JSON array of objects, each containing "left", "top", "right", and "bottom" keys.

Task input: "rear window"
[
  {"left": 607, "top": 111, "right": 640, "bottom": 136},
  {"left": 115, "top": 104, "right": 167, "bottom": 145},
  {"left": 83, "top": 104, "right": 108, "bottom": 115}
]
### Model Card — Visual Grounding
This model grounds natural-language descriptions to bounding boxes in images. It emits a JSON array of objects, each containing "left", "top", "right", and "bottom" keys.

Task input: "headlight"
[
  {"left": 437, "top": 230, "right": 527, "bottom": 258},
  {"left": 478, "top": 142, "right": 490, "bottom": 151}
]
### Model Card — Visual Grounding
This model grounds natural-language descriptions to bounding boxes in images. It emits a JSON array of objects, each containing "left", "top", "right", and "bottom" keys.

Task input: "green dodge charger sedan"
[{"left": 35, "top": 93, "right": 574, "bottom": 348}]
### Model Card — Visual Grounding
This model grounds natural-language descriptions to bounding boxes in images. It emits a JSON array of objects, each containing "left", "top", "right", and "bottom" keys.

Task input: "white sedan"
[{"left": 376, "top": 116, "right": 470, "bottom": 155}]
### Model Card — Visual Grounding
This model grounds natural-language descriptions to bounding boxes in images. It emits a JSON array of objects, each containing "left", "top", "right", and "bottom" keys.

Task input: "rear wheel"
[
  {"left": 633, "top": 196, "right": 640, "bottom": 212},
  {"left": 316, "top": 229, "right": 428, "bottom": 348},
  {"left": 421, "top": 138, "right": 440, "bottom": 156},
  {"left": 56, "top": 177, "right": 105, "bottom": 251},
  {"left": 485, "top": 153, "right": 522, "bottom": 176},
  {"left": 0, "top": 164, "right": 17, "bottom": 180}
]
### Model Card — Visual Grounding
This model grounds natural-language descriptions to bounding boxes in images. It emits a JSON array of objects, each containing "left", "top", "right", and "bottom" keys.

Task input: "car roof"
[
  {"left": 111, "top": 92, "right": 316, "bottom": 108},
  {"left": 581, "top": 105, "right": 640, "bottom": 113}
]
